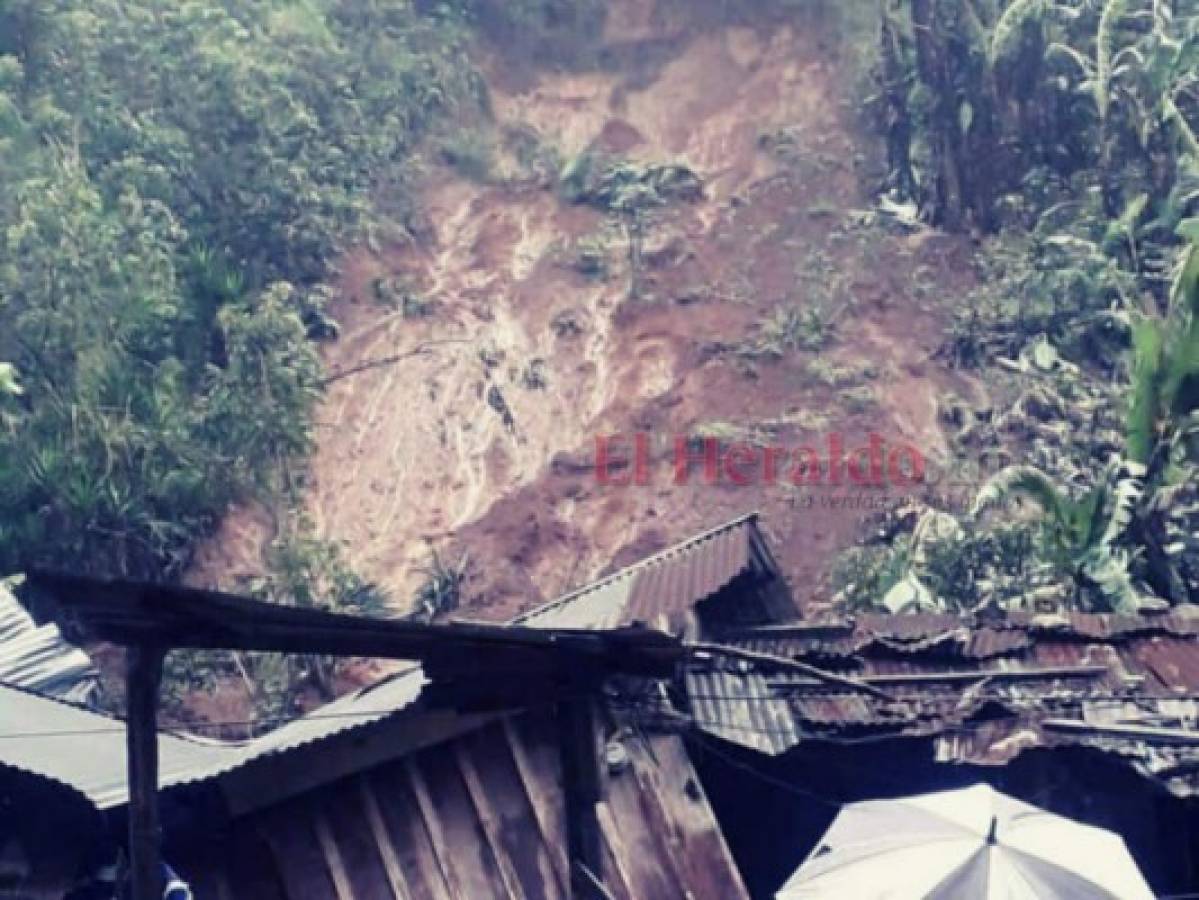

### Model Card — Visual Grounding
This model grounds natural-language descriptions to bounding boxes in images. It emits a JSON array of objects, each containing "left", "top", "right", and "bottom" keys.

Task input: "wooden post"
[
  {"left": 558, "top": 689, "right": 604, "bottom": 899},
  {"left": 126, "top": 645, "right": 166, "bottom": 900}
]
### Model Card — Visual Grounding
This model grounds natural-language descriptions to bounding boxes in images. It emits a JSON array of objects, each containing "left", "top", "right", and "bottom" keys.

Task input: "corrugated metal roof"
[
  {"left": 231, "top": 665, "right": 428, "bottom": 760},
  {"left": 0, "top": 583, "right": 96, "bottom": 701},
  {"left": 690, "top": 610, "right": 1199, "bottom": 794},
  {"left": 853, "top": 613, "right": 968, "bottom": 641},
  {"left": 0, "top": 514, "right": 772, "bottom": 808},
  {"left": 516, "top": 512, "right": 768, "bottom": 630},
  {"left": 228, "top": 513, "right": 768, "bottom": 768},
  {"left": 686, "top": 666, "right": 799, "bottom": 754},
  {"left": 195, "top": 513, "right": 769, "bottom": 782},
  {"left": 1006, "top": 610, "right": 1199, "bottom": 640},
  {"left": 0, "top": 681, "right": 244, "bottom": 809},
  {"left": 232, "top": 513, "right": 769, "bottom": 766},
  {"left": 710, "top": 619, "right": 1035, "bottom": 662},
  {"left": 623, "top": 520, "right": 753, "bottom": 627}
]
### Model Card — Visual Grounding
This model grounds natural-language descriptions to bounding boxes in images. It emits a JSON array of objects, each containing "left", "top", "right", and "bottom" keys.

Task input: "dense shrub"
[{"left": 0, "top": 0, "right": 473, "bottom": 577}]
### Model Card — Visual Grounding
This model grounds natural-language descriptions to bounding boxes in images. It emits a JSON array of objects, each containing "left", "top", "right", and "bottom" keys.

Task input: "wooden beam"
[
  {"left": 1043, "top": 718, "right": 1199, "bottom": 745},
  {"left": 126, "top": 645, "right": 165, "bottom": 900},
  {"left": 455, "top": 744, "right": 524, "bottom": 900},
  {"left": 593, "top": 801, "right": 635, "bottom": 899},
  {"left": 26, "top": 571, "right": 682, "bottom": 678},
  {"left": 714, "top": 622, "right": 856, "bottom": 639},
  {"left": 641, "top": 736, "right": 749, "bottom": 899},
  {"left": 358, "top": 776, "right": 411, "bottom": 900},
  {"left": 501, "top": 718, "right": 570, "bottom": 896},
  {"left": 626, "top": 757, "right": 690, "bottom": 895},
  {"left": 857, "top": 665, "right": 1108, "bottom": 687},
  {"left": 406, "top": 759, "right": 465, "bottom": 898},
  {"left": 559, "top": 695, "right": 605, "bottom": 899},
  {"left": 765, "top": 666, "right": 1109, "bottom": 693},
  {"left": 313, "top": 812, "right": 353, "bottom": 900},
  {"left": 688, "top": 642, "right": 894, "bottom": 700},
  {"left": 257, "top": 810, "right": 339, "bottom": 899},
  {"left": 371, "top": 767, "right": 452, "bottom": 900}
]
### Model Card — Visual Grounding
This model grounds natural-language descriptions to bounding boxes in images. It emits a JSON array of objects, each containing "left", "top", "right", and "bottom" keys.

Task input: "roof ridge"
[
  {"left": 0, "top": 677, "right": 239, "bottom": 750},
  {"left": 510, "top": 511, "right": 760, "bottom": 624},
  {"left": 0, "top": 677, "right": 114, "bottom": 718}
]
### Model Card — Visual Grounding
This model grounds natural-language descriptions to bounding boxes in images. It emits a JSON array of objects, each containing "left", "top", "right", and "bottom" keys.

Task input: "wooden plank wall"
[{"left": 177, "top": 711, "right": 747, "bottom": 900}]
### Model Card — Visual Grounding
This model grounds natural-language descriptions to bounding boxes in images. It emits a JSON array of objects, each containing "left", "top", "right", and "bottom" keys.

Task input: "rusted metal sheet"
[
  {"left": 623, "top": 516, "right": 754, "bottom": 628},
  {"left": 962, "top": 627, "right": 1034, "bottom": 659},
  {"left": 685, "top": 667, "right": 800, "bottom": 755},
  {"left": 854, "top": 613, "right": 966, "bottom": 641},
  {"left": 714, "top": 621, "right": 862, "bottom": 661},
  {"left": 789, "top": 693, "right": 884, "bottom": 727},
  {"left": 512, "top": 512, "right": 778, "bottom": 633},
  {"left": 690, "top": 610, "right": 1199, "bottom": 796},
  {"left": 1004, "top": 611, "right": 1199, "bottom": 640},
  {"left": 1127, "top": 635, "right": 1199, "bottom": 694},
  {"left": 712, "top": 617, "right": 1034, "bottom": 662}
]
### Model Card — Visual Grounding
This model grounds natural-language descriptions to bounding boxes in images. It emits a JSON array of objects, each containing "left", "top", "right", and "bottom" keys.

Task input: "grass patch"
[
  {"left": 569, "top": 231, "right": 615, "bottom": 280},
  {"left": 744, "top": 303, "right": 838, "bottom": 358},
  {"left": 693, "top": 421, "right": 772, "bottom": 446},
  {"left": 438, "top": 127, "right": 497, "bottom": 183},
  {"left": 373, "top": 277, "right": 435, "bottom": 318},
  {"left": 840, "top": 384, "right": 877, "bottom": 413},
  {"left": 806, "top": 358, "right": 867, "bottom": 387}
]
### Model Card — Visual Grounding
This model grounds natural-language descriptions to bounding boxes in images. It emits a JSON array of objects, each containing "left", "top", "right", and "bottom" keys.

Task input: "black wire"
[
  {"left": 0, "top": 706, "right": 437, "bottom": 740},
  {"left": 3, "top": 681, "right": 1192, "bottom": 743},
  {"left": 688, "top": 731, "right": 843, "bottom": 809}
]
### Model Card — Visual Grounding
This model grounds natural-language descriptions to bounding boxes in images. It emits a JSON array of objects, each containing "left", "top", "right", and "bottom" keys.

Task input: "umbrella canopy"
[{"left": 777, "top": 784, "right": 1154, "bottom": 900}]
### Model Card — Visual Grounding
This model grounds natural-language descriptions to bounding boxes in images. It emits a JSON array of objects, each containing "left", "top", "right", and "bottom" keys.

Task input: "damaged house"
[
  {"left": 4, "top": 515, "right": 788, "bottom": 899},
  {"left": 690, "top": 607, "right": 1199, "bottom": 895},
  {"left": 4, "top": 514, "right": 1199, "bottom": 898}
]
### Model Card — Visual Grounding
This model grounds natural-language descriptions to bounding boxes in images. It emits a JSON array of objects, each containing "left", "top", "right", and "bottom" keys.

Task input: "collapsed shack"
[
  {"left": 6, "top": 513, "right": 1199, "bottom": 898},
  {"left": 8, "top": 514, "right": 785, "bottom": 899},
  {"left": 688, "top": 610, "right": 1199, "bottom": 896}
]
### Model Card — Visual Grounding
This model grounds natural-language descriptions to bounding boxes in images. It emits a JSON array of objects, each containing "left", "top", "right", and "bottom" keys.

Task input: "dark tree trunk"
[
  {"left": 880, "top": 1, "right": 917, "bottom": 199},
  {"left": 911, "top": 0, "right": 967, "bottom": 230}
]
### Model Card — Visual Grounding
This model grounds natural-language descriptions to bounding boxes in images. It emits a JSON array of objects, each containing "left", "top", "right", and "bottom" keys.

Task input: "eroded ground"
[{"left": 192, "top": 0, "right": 982, "bottom": 620}]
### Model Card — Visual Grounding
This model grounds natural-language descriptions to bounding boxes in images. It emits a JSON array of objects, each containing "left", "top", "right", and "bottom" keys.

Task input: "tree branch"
[{"left": 318, "top": 339, "right": 470, "bottom": 388}]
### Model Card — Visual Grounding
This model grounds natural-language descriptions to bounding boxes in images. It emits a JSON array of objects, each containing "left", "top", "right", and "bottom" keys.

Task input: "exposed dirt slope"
[{"left": 193, "top": 0, "right": 980, "bottom": 618}]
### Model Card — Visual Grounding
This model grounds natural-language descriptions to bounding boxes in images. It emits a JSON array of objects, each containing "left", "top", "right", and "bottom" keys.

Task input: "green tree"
[{"left": 0, "top": 0, "right": 474, "bottom": 581}]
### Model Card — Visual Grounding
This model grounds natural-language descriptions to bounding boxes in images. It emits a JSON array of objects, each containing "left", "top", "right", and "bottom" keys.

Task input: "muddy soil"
[{"left": 191, "top": 0, "right": 981, "bottom": 622}]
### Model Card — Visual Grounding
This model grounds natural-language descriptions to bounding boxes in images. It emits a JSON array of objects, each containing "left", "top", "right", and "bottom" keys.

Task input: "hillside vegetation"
[
  {"left": 837, "top": 0, "right": 1199, "bottom": 615},
  {"left": 0, "top": 0, "right": 473, "bottom": 579},
  {"left": 1, "top": 0, "right": 1197, "bottom": 721}
]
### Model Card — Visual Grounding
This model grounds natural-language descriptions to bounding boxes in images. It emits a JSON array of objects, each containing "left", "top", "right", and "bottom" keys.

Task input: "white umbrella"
[{"left": 777, "top": 783, "right": 1154, "bottom": 900}]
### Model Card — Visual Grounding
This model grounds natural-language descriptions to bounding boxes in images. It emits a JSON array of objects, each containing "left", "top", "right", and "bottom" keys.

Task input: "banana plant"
[
  {"left": 973, "top": 227, "right": 1199, "bottom": 610},
  {"left": 1127, "top": 223, "right": 1199, "bottom": 473},
  {"left": 989, "top": 0, "right": 1048, "bottom": 67},
  {"left": 972, "top": 461, "right": 1143, "bottom": 611}
]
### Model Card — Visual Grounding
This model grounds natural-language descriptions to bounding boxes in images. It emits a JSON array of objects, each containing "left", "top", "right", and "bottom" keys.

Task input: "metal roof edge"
[
  {"left": 0, "top": 515, "right": 768, "bottom": 808},
  {"left": 511, "top": 511, "right": 763, "bottom": 625}
]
